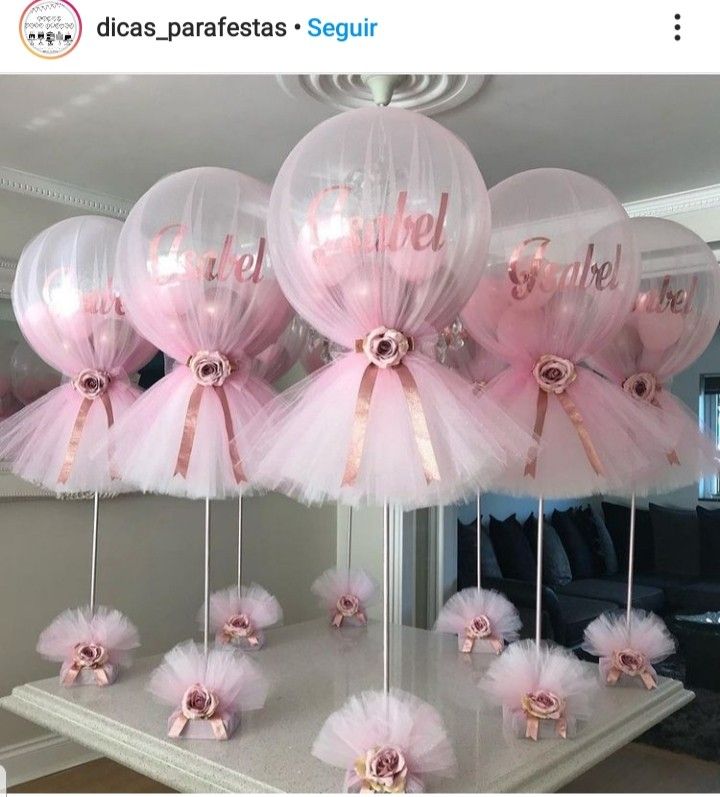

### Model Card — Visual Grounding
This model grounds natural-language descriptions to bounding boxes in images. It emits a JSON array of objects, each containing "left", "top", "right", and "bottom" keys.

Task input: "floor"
[{"left": 10, "top": 743, "right": 720, "bottom": 793}]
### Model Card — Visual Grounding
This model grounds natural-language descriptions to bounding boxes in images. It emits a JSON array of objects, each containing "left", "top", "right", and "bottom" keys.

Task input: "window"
[{"left": 699, "top": 374, "right": 720, "bottom": 499}]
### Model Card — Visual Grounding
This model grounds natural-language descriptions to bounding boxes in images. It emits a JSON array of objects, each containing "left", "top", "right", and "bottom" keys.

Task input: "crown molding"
[
  {"left": 0, "top": 166, "right": 131, "bottom": 220},
  {"left": 0, "top": 257, "right": 16, "bottom": 299},
  {"left": 624, "top": 183, "right": 720, "bottom": 219}
]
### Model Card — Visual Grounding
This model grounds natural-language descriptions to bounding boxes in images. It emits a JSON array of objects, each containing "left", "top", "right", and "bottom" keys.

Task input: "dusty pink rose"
[
  {"left": 72, "top": 369, "right": 111, "bottom": 399},
  {"left": 612, "top": 647, "right": 648, "bottom": 676},
  {"left": 362, "top": 327, "right": 411, "bottom": 369},
  {"left": 73, "top": 642, "right": 108, "bottom": 668},
  {"left": 223, "top": 613, "right": 253, "bottom": 638},
  {"left": 622, "top": 372, "right": 657, "bottom": 403},
  {"left": 467, "top": 614, "right": 491, "bottom": 639},
  {"left": 532, "top": 355, "right": 576, "bottom": 394},
  {"left": 181, "top": 683, "right": 218, "bottom": 720},
  {"left": 336, "top": 594, "right": 360, "bottom": 618},
  {"left": 188, "top": 350, "right": 232, "bottom": 387},
  {"left": 356, "top": 746, "right": 408, "bottom": 792},
  {"left": 521, "top": 689, "right": 565, "bottom": 719}
]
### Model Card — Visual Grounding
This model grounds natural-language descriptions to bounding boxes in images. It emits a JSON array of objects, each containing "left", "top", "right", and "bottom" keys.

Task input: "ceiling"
[{"left": 0, "top": 74, "right": 719, "bottom": 260}]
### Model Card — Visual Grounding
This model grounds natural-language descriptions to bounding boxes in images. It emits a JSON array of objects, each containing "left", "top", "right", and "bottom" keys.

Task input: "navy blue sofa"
[{"left": 457, "top": 501, "right": 720, "bottom": 647}]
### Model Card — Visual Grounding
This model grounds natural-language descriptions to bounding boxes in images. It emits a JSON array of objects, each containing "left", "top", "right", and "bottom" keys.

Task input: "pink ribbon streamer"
[
  {"left": 62, "top": 661, "right": 111, "bottom": 686},
  {"left": 58, "top": 392, "right": 116, "bottom": 485},
  {"left": 173, "top": 383, "right": 246, "bottom": 483},
  {"left": 167, "top": 713, "right": 229, "bottom": 740},
  {"left": 461, "top": 631, "right": 503, "bottom": 654},
  {"left": 331, "top": 609, "right": 367, "bottom": 628},
  {"left": 605, "top": 662, "right": 657, "bottom": 690}
]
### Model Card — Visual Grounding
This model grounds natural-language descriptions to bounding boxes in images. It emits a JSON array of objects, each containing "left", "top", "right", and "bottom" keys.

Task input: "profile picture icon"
[{"left": 20, "top": 0, "right": 82, "bottom": 59}]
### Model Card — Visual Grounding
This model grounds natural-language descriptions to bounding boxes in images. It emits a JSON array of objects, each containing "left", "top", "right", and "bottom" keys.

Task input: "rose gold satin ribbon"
[
  {"left": 173, "top": 384, "right": 247, "bottom": 483},
  {"left": 461, "top": 632, "right": 503, "bottom": 654},
  {"left": 167, "top": 713, "right": 229, "bottom": 740},
  {"left": 62, "top": 662, "right": 110, "bottom": 686},
  {"left": 342, "top": 362, "right": 440, "bottom": 487},
  {"left": 606, "top": 665, "right": 657, "bottom": 690},
  {"left": 524, "top": 711, "right": 567, "bottom": 741},
  {"left": 331, "top": 609, "right": 367, "bottom": 628},
  {"left": 220, "top": 629, "right": 260, "bottom": 647},
  {"left": 649, "top": 395, "right": 681, "bottom": 466},
  {"left": 524, "top": 386, "right": 604, "bottom": 478},
  {"left": 58, "top": 393, "right": 116, "bottom": 485}
]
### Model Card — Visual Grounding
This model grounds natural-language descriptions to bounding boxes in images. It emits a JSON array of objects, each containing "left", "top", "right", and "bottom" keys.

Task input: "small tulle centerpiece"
[
  {"left": 482, "top": 640, "right": 597, "bottom": 741},
  {"left": 582, "top": 610, "right": 675, "bottom": 689},
  {"left": 311, "top": 567, "right": 378, "bottom": 629},
  {"left": 37, "top": 605, "right": 139, "bottom": 687},
  {"left": 148, "top": 640, "right": 268, "bottom": 741},
  {"left": 433, "top": 587, "right": 521, "bottom": 654},
  {"left": 201, "top": 583, "right": 283, "bottom": 651},
  {"left": 312, "top": 689, "right": 457, "bottom": 793}
]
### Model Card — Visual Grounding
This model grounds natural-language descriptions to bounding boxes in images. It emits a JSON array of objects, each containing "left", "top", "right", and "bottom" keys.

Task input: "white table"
[{"left": 1, "top": 619, "right": 693, "bottom": 792}]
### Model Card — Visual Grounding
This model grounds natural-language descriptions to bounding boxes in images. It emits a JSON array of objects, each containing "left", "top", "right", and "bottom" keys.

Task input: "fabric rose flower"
[
  {"left": 181, "top": 683, "right": 218, "bottom": 720},
  {"left": 532, "top": 355, "right": 576, "bottom": 394},
  {"left": 223, "top": 613, "right": 253, "bottom": 639},
  {"left": 72, "top": 369, "right": 111, "bottom": 399},
  {"left": 612, "top": 648, "right": 648, "bottom": 676},
  {"left": 622, "top": 372, "right": 657, "bottom": 403},
  {"left": 73, "top": 642, "right": 108, "bottom": 669},
  {"left": 467, "top": 614, "right": 491, "bottom": 639},
  {"left": 362, "top": 327, "right": 411, "bottom": 369},
  {"left": 355, "top": 746, "right": 408, "bottom": 793},
  {"left": 188, "top": 351, "right": 232, "bottom": 387},
  {"left": 337, "top": 594, "right": 360, "bottom": 618},
  {"left": 521, "top": 689, "right": 565, "bottom": 719}
]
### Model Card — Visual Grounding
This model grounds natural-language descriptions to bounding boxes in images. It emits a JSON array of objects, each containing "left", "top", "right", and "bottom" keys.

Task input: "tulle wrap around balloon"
[
  {"left": 253, "top": 315, "right": 308, "bottom": 384},
  {"left": 0, "top": 339, "right": 23, "bottom": 419},
  {"left": 11, "top": 341, "right": 61, "bottom": 405},
  {"left": 462, "top": 169, "right": 670, "bottom": 498},
  {"left": 0, "top": 216, "right": 155, "bottom": 494},
  {"left": 111, "top": 167, "right": 291, "bottom": 498},
  {"left": 252, "top": 107, "right": 529, "bottom": 509},
  {"left": 589, "top": 217, "right": 720, "bottom": 493}
]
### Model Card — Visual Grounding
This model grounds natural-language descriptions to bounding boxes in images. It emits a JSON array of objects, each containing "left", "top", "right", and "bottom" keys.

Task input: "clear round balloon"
[
  {"left": 592, "top": 216, "right": 720, "bottom": 381},
  {"left": 268, "top": 106, "right": 491, "bottom": 347},
  {"left": 116, "top": 167, "right": 292, "bottom": 364},
  {"left": 461, "top": 168, "right": 639, "bottom": 365},
  {"left": 12, "top": 215, "right": 155, "bottom": 377}
]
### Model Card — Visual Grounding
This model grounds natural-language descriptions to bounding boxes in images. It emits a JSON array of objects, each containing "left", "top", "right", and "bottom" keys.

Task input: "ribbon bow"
[
  {"left": 174, "top": 351, "right": 246, "bottom": 483},
  {"left": 622, "top": 372, "right": 680, "bottom": 466},
  {"left": 342, "top": 327, "right": 440, "bottom": 486},
  {"left": 605, "top": 648, "right": 657, "bottom": 690},
  {"left": 59, "top": 369, "right": 117, "bottom": 484},
  {"left": 219, "top": 613, "right": 260, "bottom": 647},
  {"left": 524, "top": 355, "right": 604, "bottom": 478},
  {"left": 461, "top": 614, "right": 504, "bottom": 654},
  {"left": 332, "top": 594, "right": 367, "bottom": 628},
  {"left": 521, "top": 690, "right": 568, "bottom": 741},
  {"left": 62, "top": 643, "right": 112, "bottom": 686},
  {"left": 168, "top": 684, "right": 229, "bottom": 740}
]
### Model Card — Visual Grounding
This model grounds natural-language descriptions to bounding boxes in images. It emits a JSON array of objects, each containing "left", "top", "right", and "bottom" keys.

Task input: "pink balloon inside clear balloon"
[
  {"left": 496, "top": 305, "right": 545, "bottom": 357},
  {"left": 116, "top": 167, "right": 292, "bottom": 364},
  {"left": 636, "top": 309, "right": 685, "bottom": 351},
  {"left": 12, "top": 216, "right": 156, "bottom": 379},
  {"left": 268, "top": 106, "right": 490, "bottom": 348}
]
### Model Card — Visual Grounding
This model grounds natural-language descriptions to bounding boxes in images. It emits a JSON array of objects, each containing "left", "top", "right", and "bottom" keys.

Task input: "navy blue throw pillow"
[
  {"left": 551, "top": 508, "right": 596, "bottom": 580},
  {"left": 488, "top": 514, "right": 536, "bottom": 582},
  {"left": 524, "top": 513, "right": 573, "bottom": 587}
]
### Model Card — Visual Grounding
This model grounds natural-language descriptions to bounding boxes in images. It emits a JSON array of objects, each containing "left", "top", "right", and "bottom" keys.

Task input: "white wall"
[{"left": 0, "top": 490, "right": 337, "bottom": 749}]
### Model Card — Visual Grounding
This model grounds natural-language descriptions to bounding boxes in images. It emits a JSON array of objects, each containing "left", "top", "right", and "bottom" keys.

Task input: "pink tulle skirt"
[
  {"left": 485, "top": 366, "right": 677, "bottom": 499},
  {"left": 0, "top": 380, "right": 141, "bottom": 495},
  {"left": 109, "top": 368, "right": 276, "bottom": 499},
  {"left": 635, "top": 390, "right": 719, "bottom": 496},
  {"left": 248, "top": 351, "right": 531, "bottom": 509}
]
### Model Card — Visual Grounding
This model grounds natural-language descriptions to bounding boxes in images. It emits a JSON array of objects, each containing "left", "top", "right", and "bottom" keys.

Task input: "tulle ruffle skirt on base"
[
  {"left": 108, "top": 368, "right": 276, "bottom": 499},
  {"left": 0, "top": 380, "right": 141, "bottom": 495},
  {"left": 249, "top": 352, "right": 532, "bottom": 510},
  {"left": 484, "top": 367, "right": 677, "bottom": 499}
]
